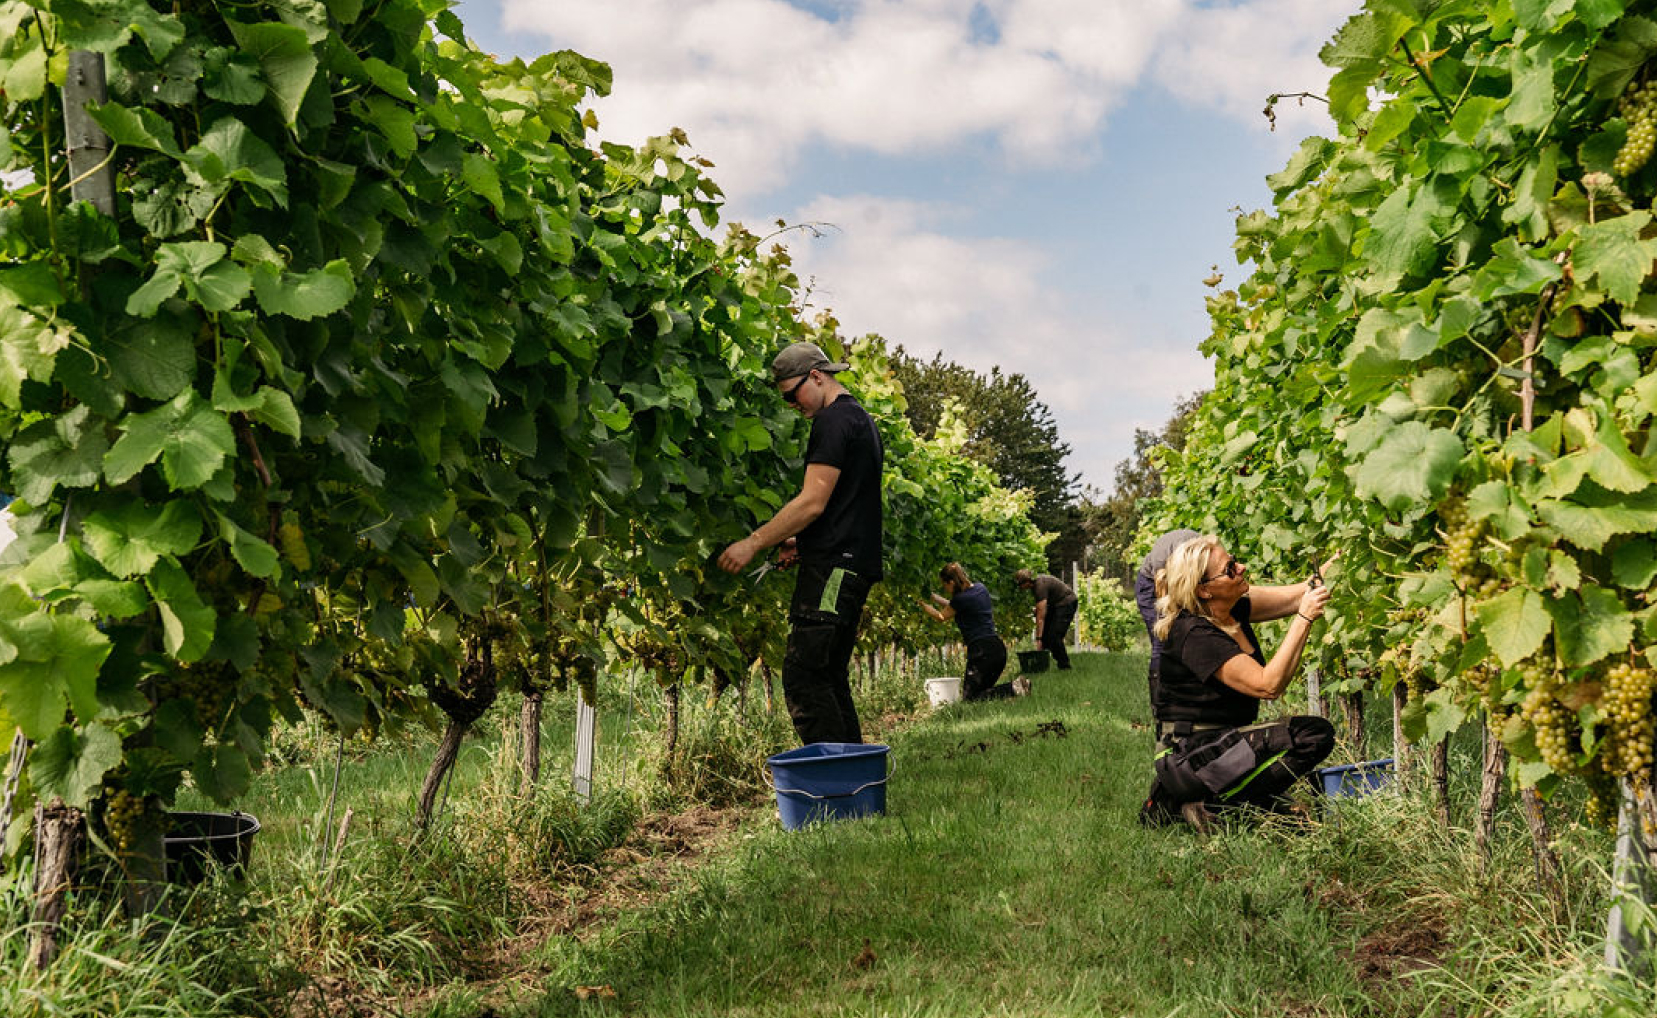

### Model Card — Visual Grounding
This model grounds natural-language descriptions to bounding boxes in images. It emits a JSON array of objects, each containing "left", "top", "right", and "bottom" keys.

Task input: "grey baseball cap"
[{"left": 772, "top": 341, "right": 849, "bottom": 382}]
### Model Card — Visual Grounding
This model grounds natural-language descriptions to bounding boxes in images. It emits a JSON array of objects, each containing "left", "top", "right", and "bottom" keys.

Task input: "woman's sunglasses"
[{"left": 1202, "top": 557, "right": 1241, "bottom": 584}]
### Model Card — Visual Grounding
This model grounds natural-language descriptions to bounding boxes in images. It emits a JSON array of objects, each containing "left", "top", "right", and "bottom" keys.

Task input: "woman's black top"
[
  {"left": 1154, "top": 596, "right": 1266, "bottom": 727},
  {"left": 949, "top": 583, "right": 997, "bottom": 644}
]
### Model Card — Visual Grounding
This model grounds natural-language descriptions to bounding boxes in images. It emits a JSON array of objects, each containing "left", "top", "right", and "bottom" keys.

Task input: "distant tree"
[
  {"left": 887, "top": 346, "right": 1083, "bottom": 572},
  {"left": 1080, "top": 391, "right": 1206, "bottom": 586}
]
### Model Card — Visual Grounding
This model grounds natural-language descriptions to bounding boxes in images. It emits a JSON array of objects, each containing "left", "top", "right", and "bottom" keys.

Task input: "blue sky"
[{"left": 448, "top": 0, "right": 1353, "bottom": 493}]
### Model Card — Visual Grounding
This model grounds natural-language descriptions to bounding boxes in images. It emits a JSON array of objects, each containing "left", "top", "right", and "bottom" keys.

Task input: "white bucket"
[{"left": 925, "top": 677, "right": 963, "bottom": 708}]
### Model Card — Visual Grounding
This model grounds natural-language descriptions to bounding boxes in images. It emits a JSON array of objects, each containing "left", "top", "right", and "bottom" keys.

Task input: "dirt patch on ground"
[
  {"left": 482, "top": 802, "right": 751, "bottom": 973},
  {"left": 1349, "top": 918, "right": 1447, "bottom": 986}
]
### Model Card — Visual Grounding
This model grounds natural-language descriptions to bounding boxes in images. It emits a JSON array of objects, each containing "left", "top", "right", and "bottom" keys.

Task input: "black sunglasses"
[
  {"left": 781, "top": 372, "right": 812, "bottom": 405},
  {"left": 1202, "top": 557, "right": 1241, "bottom": 584}
]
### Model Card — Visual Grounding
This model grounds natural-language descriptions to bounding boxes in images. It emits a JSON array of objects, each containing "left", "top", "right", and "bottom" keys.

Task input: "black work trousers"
[
  {"left": 962, "top": 637, "right": 1012, "bottom": 701},
  {"left": 1152, "top": 715, "right": 1335, "bottom": 812},
  {"left": 1041, "top": 600, "right": 1077, "bottom": 669},
  {"left": 782, "top": 561, "right": 874, "bottom": 745}
]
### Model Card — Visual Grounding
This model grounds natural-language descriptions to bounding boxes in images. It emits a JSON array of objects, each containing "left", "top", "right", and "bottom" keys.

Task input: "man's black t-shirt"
[
  {"left": 1155, "top": 596, "right": 1265, "bottom": 726},
  {"left": 797, "top": 392, "right": 884, "bottom": 580}
]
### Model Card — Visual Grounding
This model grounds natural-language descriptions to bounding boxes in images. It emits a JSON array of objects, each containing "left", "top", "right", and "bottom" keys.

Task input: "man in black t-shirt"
[
  {"left": 718, "top": 342, "right": 884, "bottom": 745},
  {"left": 1013, "top": 569, "right": 1077, "bottom": 669}
]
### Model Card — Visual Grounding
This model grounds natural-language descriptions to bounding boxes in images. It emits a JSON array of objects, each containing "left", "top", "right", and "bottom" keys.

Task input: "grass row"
[{"left": 2, "top": 648, "right": 1654, "bottom": 1017}]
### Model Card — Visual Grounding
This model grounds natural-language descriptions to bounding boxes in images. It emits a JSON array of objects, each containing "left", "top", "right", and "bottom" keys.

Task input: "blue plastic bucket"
[
  {"left": 1316, "top": 758, "right": 1395, "bottom": 798},
  {"left": 766, "top": 742, "right": 891, "bottom": 829}
]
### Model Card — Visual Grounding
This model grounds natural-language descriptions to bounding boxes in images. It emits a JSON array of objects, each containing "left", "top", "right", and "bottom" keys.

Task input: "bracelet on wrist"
[{"left": 1297, "top": 612, "right": 1316, "bottom": 622}]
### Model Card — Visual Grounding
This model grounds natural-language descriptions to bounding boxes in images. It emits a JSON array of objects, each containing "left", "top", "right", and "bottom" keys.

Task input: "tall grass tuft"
[{"left": 0, "top": 870, "right": 252, "bottom": 1018}]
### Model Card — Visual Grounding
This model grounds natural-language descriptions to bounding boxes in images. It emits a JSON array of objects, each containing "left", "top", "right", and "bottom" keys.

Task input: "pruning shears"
[{"left": 748, "top": 559, "right": 777, "bottom": 583}]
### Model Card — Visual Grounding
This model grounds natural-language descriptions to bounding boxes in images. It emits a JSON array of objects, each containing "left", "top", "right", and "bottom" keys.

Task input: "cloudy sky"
[{"left": 449, "top": 0, "right": 1351, "bottom": 493}]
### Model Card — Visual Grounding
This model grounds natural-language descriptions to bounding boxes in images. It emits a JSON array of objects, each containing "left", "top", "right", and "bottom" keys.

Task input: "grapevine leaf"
[
  {"left": 0, "top": 299, "right": 73, "bottom": 407},
  {"left": 0, "top": 35, "right": 46, "bottom": 103},
  {"left": 250, "top": 388, "right": 302, "bottom": 439},
  {"left": 1586, "top": 16, "right": 1657, "bottom": 98},
  {"left": 1546, "top": 586, "right": 1632, "bottom": 668},
  {"left": 184, "top": 116, "right": 289, "bottom": 207},
  {"left": 0, "top": 605, "right": 112, "bottom": 738},
  {"left": 463, "top": 153, "right": 505, "bottom": 213},
  {"left": 153, "top": 699, "right": 204, "bottom": 760},
  {"left": 225, "top": 20, "right": 318, "bottom": 129},
  {"left": 188, "top": 261, "right": 253, "bottom": 313},
  {"left": 106, "top": 318, "right": 196, "bottom": 400},
  {"left": 7, "top": 405, "right": 109, "bottom": 505},
  {"left": 1583, "top": 417, "right": 1652, "bottom": 493},
  {"left": 215, "top": 511, "right": 280, "bottom": 579},
  {"left": 1535, "top": 486, "right": 1657, "bottom": 552},
  {"left": 1465, "top": 480, "right": 1531, "bottom": 540},
  {"left": 360, "top": 56, "right": 414, "bottom": 100},
  {"left": 1364, "top": 181, "right": 1445, "bottom": 287},
  {"left": 146, "top": 558, "right": 216, "bottom": 662},
  {"left": 1505, "top": 48, "right": 1555, "bottom": 132},
  {"left": 1612, "top": 539, "right": 1657, "bottom": 589},
  {"left": 81, "top": 500, "right": 203, "bottom": 578},
  {"left": 1423, "top": 687, "right": 1467, "bottom": 744},
  {"left": 86, "top": 102, "right": 183, "bottom": 158},
  {"left": 1351, "top": 422, "right": 1463, "bottom": 511},
  {"left": 191, "top": 743, "right": 252, "bottom": 803},
  {"left": 363, "top": 96, "right": 417, "bottom": 156},
  {"left": 28, "top": 724, "right": 122, "bottom": 809},
  {"left": 104, "top": 390, "right": 237, "bottom": 490},
  {"left": 1475, "top": 586, "right": 1550, "bottom": 668},
  {"left": 1572, "top": 213, "right": 1657, "bottom": 307},
  {"left": 1472, "top": 237, "right": 1562, "bottom": 299},
  {"left": 71, "top": 579, "right": 148, "bottom": 618},
  {"left": 251, "top": 260, "right": 355, "bottom": 320},
  {"left": 0, "top": 261, "right": 66, "bottom": 307}
]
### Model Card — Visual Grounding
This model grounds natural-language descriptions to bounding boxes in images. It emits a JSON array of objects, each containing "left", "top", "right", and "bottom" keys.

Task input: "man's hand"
[
  {"left": 718, "top": 536, "right": 761, "bottom": 574},
  {"left": 776, "top": 537, "right": 800, "bottom": 568}
]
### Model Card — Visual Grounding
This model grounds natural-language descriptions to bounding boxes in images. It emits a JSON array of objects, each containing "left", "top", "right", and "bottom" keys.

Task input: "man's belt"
[{"left": 1155, "top": 720, "right": 1229, "bottom": 741}]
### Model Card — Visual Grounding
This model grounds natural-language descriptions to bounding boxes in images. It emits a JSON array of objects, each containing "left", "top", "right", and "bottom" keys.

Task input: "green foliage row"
[
  {"left": 1144, "top": 0, "right": 1657, "bottom": 809},
  {"left": 0, "top": 0, "right": 1046, "bottom": 849}
]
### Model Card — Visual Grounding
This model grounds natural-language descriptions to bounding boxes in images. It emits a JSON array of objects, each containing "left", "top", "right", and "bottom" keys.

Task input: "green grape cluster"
[
  {"left": 1439, "top": 504, "right": 1488, "bottom": 587},
  {"left": 1463, "top": 659, "right": 1503, "bottom": 710},
  {"left": 1614, "top": 80, "right": 1657, "bottom": 177},
  {"left": 1518, "top": 659, "right": 1579, "bottom": 775},
  {"left": 174, "top": 663, "right": 234, "bottom": 731},
  {"left": 1601, "top": 660, "right": 1655, "bottom": 779},
  {"left": 103, "top": 789, "right": 142, "bottom": 855}
]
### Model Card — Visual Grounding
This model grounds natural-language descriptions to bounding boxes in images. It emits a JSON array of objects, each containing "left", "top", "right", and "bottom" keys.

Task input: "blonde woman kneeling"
[{"left": 1143, "top": 535, "right": 1335, "bottom": 832}]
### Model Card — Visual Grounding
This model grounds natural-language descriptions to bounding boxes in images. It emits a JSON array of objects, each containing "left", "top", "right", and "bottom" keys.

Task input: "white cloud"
[
  {"left": 780, "top": 195, "right": 1209, "bottom": 487},
  {"left": 1150, "top": 0, "right": 1347, "bottom": 139},
  {"left": 499, "top": 0, "right": 1186, "bottom": 194}
]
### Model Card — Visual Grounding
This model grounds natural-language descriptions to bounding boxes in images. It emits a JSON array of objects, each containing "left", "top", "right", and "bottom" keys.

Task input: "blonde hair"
[{"left": 1153, "top": 534, "right": 1221, "bottom": 642}]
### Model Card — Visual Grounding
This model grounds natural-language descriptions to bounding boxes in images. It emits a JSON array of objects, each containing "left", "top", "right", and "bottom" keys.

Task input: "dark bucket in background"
[
  {"left": 766, "top": 743, "right": 890, "bottom": 830},
  {"left": 1017, "top": 649, "right": 1050, "bottom": 673},
  {"left": 1316, "top": 759, "right": 1395, "bottom": 799},
  {"left": 164, "top": 811, "right": 260, "bottom": 885}
]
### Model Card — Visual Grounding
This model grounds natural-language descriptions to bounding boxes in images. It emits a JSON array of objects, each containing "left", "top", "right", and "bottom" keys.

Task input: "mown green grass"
[{"left": 496, "top": 652, "right": 1649, "bottom": 1018}]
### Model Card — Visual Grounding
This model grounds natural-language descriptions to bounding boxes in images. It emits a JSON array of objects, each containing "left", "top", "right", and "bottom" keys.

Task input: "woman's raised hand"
[{"left": 1299, "top": 582, "right": 1332, "bottom": 621}]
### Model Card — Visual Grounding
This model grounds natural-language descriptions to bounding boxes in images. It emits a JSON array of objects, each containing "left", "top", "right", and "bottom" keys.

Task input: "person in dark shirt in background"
[
  {"left": 1136, "top": 529, "right": 1202, "bottom": 708},
  {"left": 919, "top": 562, "right": 1030, "bottom": 701},
  {"left": 719, "top": 341, "right": 884, "bottom": 745},
  {"left": 1013, "top": 568, "right": 1077, "bottom": 670}
]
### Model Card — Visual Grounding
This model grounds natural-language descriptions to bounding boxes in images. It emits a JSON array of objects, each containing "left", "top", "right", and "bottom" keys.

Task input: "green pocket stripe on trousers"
[
  {"left": 818, "top": 567, "right": 848, "bottom": 615},
  {"left": 1218, "top": 749, "right": 1288, "bottom": 801}
]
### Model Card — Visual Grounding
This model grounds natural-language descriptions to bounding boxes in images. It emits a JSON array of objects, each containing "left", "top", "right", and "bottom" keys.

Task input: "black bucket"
[
  {"left": 164, "top": 811, "right": 260, "bottom": 885},
  {"left": 1017, "top": 649, "right": 1050, "bottom": 673}
]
